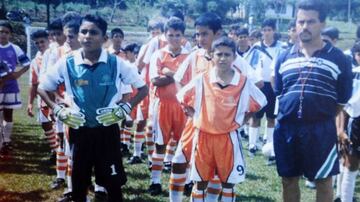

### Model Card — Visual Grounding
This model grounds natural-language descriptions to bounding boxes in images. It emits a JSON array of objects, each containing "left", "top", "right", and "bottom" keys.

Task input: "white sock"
[
  {"left": 221, "top": 187, "right": 236, "bottom": 202},
  {"left": 67, "top": 158, "right": 73, "bottom": 192},
  {"left": 151, "top": 152, "right": 165, "bottom": 184},
  {"left": 133, "top": 131, "right": 145, "bottom": 157},
  {"left": 191, "top": 187, "right": 205, "bottom": 202},
  {"left": 248, "top": 127, "right": 259, "bottom": 149},
  {"left": 185, "top": 166, "right": 191, "bottom": 184},
  {"left": 3, "top": 121, "right": 13, "bottom": 143},
  {"left": 341, "top": 167, "right": 358, "bottom": 202},
  {"left": 206, "top": 175, "right": 222, "bottom": 202},
  {"left": 264, "top": 127, "right": 274, "bottom": 143},
  {"left": 335, "top": 164, "right": 344, "bottom": 198},
  {"left": 94, "top": 183, "right": 106, "bottom": 192}
]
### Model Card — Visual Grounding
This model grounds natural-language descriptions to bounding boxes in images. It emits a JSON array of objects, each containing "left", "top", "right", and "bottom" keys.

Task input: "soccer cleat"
[
  {"left": 163, "top": 161, "right": 171, "bottom": 173},
  {"left": 266, "top": 156, "right": 276, "bottom": 166},
  {"left": 148, "top": 183, "right": 162, "bottom": 196},
  {"left": 334, "top": 197, "right": 341, "bottom": 202},
  {"left": 184, "top": 182, "right": 194, "bottom": 196},
  {"left": 305, "top": 180, "right": 316, "bottom": 189},
  {"left": 248, "top": 146, "right": 257, "bottom": 157},
  {"left": 239, "top": 130, "right": 248, "bottom": 139},
  {"left": 127, "top": 156, "right": 143, "bottom": 164},
  {"left": 51, "top": 178, "right": 66, "bottom": 189},
  {"left": 121, "top": 145, "right": 131, "bottom": 157},
  {"left": 94, "top": 191, "right": 108, "bottom": 202},
  {"left": 57, "top": 191, "right": 73, "bottom": 202}
]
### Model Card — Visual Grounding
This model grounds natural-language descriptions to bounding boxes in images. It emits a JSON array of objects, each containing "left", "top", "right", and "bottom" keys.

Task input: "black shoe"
[
  {"left": 94, "top": 191, "right": 108, "bottom": 202},
  {"left": 121, "top": 145, "right": 131, "bottom": 157},
  {"left": 127, "top": 156, "right": 143, "bottom": 164},
  {"left": 0, "top": 142, "right": 12, "bottom": 155},
  {"left": 49, "top": 152, "right": 56, "bottom": 164},
  {"left": 148, "top": 161, "right": 152, "bottom": 171},
  {"left": 58, "top": 191, "right": 73, "bottom": 202},
  {"left": 184, "top": 182, "right": 193, "bottom": 196},
  {"left": 334, "top": 197, "right": 341, "bottom": 202},
  {"left": 248, "top": 146, "right": 257, "bottom": 157},
  {"left": 163, "top": 161, "right": 171, "bottom": 173},
  {"left": 148, "top": 183, "right": 162, "bottom": 196},
  {"left": 240, "top": 130, "right": 248, "bottom": 139},
  {"left": 51, "top": 178, "right": 66, "bottom": 189}
]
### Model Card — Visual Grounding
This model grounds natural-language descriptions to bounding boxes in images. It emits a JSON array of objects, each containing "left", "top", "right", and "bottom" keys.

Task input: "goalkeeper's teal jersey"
[{"left": 39, "top": 49, "right": 145, "bottom": 127}]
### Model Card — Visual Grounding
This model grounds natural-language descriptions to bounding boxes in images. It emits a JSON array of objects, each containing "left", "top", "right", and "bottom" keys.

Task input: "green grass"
[{"left": 0, "top": 67, "right": 360, "bottom": 202}]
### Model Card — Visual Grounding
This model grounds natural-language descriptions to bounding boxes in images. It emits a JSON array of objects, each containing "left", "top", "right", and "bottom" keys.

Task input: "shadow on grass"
[
  {"left": 246, "top": 172, "right": 267, "bottom": 181},
  {"left": 0, "top": 189, "right": 47, "bottom": 202},
  {"left": 237, "top": 195, "right": 276, "bottom": 202},
  {"left": 0, "top": 127, "right": 54, "bottom": 175}
]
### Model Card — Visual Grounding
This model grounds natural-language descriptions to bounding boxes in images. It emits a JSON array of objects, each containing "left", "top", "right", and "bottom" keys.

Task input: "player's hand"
[
  {"left": 96, "top": 102, "right": 132, "bottom": 127},
  {"left": 182, "top": 105, "right": 195, "bottom": 117},
  {"left": 53, "top": 104, "right": 86, "bottom": 129},
  {"left": 27, "top": 103, "right": 34, "bottom": 117},
  {"left": 338, "top": 131, "right": 352, "bottom": 155}
]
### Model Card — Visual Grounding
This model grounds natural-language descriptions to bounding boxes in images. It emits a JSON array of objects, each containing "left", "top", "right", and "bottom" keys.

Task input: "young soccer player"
[
  {"left": 147, "top": 17, "right": 189, "bottom": 196},
  {"left": 0, "top": 21, "right": 30, "bottom": 154},
  {"left": 38, "top": 14, "right": 148, "bottom": 202},
  {"left": 177, "top": 36, "right": 267, "bottom": 202},
  {"left": 108, "top": 28, "right": 126, "bottom": 59},
  {"left": 27, "top": 29, "right": 58, "bottom": 159}
]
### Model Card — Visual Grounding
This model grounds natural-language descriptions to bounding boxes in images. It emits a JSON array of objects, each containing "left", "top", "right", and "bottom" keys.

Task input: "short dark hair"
[
  {"left": 262, "top": 19, "right": 276, "bottom": 30},
  {"left": 62, "top": 11, "right": 82, "bottom": 26},
  {"left": 164, "top": 17, "right": 185, "bottom": 34},
  {"left": 321, "top": 27, "right": 339, "bottom": 40},
  {"left": 0, "top": 21, "right": 13, "bottom": 33},
  {"left": 236, "top": 28, "right": 249, "bottom": 36},
  {"left": 230, "top": 25, "right": 240, "bottom": 32},
  {"left": 122, "top": 43, "right": 140, "bottom": 54},
  {"left": 110, "top": 28, "right": 124, "bottom": 38},
  {"left": 64, "top": 20, "right": 80, "bottom": 34},
  {"left": 356, "top": 25, "right": 360, "bottom": 39},
  {"left": 211, "top": 36, "right": 236, "bottom": 55},
  {"left": 352, "top": 41, "right": 360, "bottom": 53},
  {"left": 297, "top": 0, "right": 327, "bottom": 22},
  {"left": 80, "top": 14, "right": 107, "bottom": 36},
  {"left": 148, "top": 19, "right": 164, "bottom": 33},
  {"left": 47, "top": 18, "right": 63, "bottom": 31},
  {"left": 195, "top": 12, "right": 222, "bottom": 34},
  {"left": 166, "top": 9, "right": 184, "bottom": 21},
  {"left": 249, "top": 29, "right": 262, "bottom": 39},
  {"left": 31, "top": 29, "right": 49, "bottom": 40}
]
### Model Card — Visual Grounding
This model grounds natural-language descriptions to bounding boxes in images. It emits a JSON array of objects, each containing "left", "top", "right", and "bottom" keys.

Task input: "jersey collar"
[
  {"left": 209, "top": 67, "right": 240, "bottom": 86},
  {"left": 74, "top": 48, "right": 108, "bottom": 66}
]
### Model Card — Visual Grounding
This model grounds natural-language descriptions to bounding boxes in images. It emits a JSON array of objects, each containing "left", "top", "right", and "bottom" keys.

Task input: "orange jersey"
[
  {"left": 174, "top": 48, "right": 214, "bottom": 86},
  {"left": 149, "top": 46, "right": 189, "bottom": 101},
  {"left": 177, "top": 68, "right": 267, "bottom": 134},
  {"left": 29, "top": 51, "right": 43, "bottom": 85}
]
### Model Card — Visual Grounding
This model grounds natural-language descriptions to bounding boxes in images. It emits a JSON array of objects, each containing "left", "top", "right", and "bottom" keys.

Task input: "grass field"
[{"left": 0, "top": 72, "right": 359, "bottom": 202}]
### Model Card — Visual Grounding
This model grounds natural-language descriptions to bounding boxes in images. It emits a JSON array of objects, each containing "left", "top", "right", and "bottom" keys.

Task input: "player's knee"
[
  {"left": 250, "top": 117, "right": 261, "bottom": 127},
  {"left": 315, "top": 177, "right": 332, "bottom": 189},
  {"left": 221, "top": 183, "right": 234, "bottom": 189},
  {"left": 155, "top": 144, "right": 166, "bottom": 153},
  {"left": 281, "top": 177, "right": 299, "bottom": 188},
  {"left": 267, "top": 118, "right": 275, "bottom": 126},
  {"left": 171, "top": 163, "right": 187, "bottom": 174}
]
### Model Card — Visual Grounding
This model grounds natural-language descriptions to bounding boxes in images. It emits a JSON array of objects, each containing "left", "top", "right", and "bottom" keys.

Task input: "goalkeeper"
[{"left": 37, "top": 14, "right": 148, "bottom": 202}]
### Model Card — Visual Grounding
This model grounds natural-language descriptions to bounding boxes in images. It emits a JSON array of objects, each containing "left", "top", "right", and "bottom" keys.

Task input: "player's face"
[
  {"left": 34, "top": 37, "right": 49, "bottom": 53},
  {"left": 165, "top": 28, "right": 183, "bottom": 50},
  {"left": 237, "top": 34, "right": 249, "bottom": 49},
  {"left": 195, "top": 26, "right": 217, "bottom": 51},
  {"left": 111, "top": 33, "right": 123, "bottom": 47},
  {"left": 296, "top": 9, "right": 325, "bottom": 43},
  {"left": 0, "top": 26, "right": 11, "bottom": 45},
  {"left": 150, "top": 28, "right": 162, "bottom": 38},
  {"left": 125, "top": 51, "right": 136, "bottom": 63},
  {"left": 213, "top": 46, "right": 236, "bottom": 70},
  {"left": 288, "top": 27, "right": 297, "bottom": 42},
  {"left": 49, "top": 29, "right": 66, "bottom": 46},
  {"left": 249, "top": 36, "right": 259, "bottom": 46},
  {"left": 228, "top": 30, "right": 237, "bottom": 40},
  {"left": 262, "top": 26, "right": 275, "bottom": 42},
  {"left": 64, "top": 27, "right": 80, "bottom": 50},
  {"left": 79, "top": 21, "right": 106, "bottom": 52},
  {"left": 354, "top": 52, "right": 360, "bottom": 65}
]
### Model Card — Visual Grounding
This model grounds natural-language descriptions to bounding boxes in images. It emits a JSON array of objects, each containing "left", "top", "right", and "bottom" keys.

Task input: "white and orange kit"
[
  {"left": 149, "top": 46, "right": 189, "bottom": 145},
  {"left": 176, "top": 68, "right": 267, "bottom": 183}
]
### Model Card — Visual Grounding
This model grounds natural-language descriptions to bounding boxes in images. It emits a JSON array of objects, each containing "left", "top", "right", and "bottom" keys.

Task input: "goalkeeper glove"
[
  {"left": 53, "top": 104, "right": 86, "bottom": 129},
  {"left": 95, "top": 102, "right": 132, "bottom": 127}
]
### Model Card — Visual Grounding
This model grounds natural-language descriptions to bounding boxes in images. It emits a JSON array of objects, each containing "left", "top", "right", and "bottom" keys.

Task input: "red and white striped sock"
[
  {"left": 56, "top": 149, "right": 67, "bottom": 179},
  {"left": 151, "top": 152, "right": 164, "bottom": 184},
  {"left": 122, "top": 126, "right": 133, "bottom": 147},
  {"left": 221, "top": 187, "right": 236, "bottom": 202},
  {"left": 44, "top": 128, "right": 58, "bottom": 152},
  {"left": 66, "top": 157, "right": 72, "bottom": 192},
  {"left": 206, "top": 175, "right": 222, "bottom": 201},
  {"left": 169, "top": 173, "right": 186, "bottom": 202},
  {"left": 133, "top": 131, "right": 145, "bottom": 157},
  {"left": 145, "top": 125, "right": 154, "bottom": 162},
  {"left": 164, "top": 138, "right": 177, "bottom": 162}
]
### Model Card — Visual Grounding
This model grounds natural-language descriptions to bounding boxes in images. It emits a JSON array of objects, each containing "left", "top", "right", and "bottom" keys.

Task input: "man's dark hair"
[
  {"left": 62, "top": 11, "right": 82, "bottom": 25},
  {"left": 147, "top": 19, "right": 164, "bottom": 33},
  {"left": 0, "top": 20, "right": 13, "bottom": 33},
  {"left": 262, "top": 18, "right": 277, "bottom": 30},
  {"left": 212, "top": 36, "right": 236, "bottom": 54},
  {"left": 47, "top": 18, "right": 63, "bottom": 31},
  {"left": 297, "top": 0, "right": 327, "bottom": 22},
  {"left": 249, "top": 29, "right": 262, "bottom": 39},
  {"left": 166, "top": 9, "right": 184, "bottom": 21},
  {"left": 110, "top": 28, "right": 124, "bottom": 38},
  {"left": 321, "top": 27, "right": 339, "bottom": 40},
  {"left": 236, "top": 27, "right": 249, "bottom": 36},
  {"left": 64, "top": 20, "right": 80, "bottom": 35},
  {"left": 195, "top": 12, "right": 222, "bottom": 34},
  {"left": 164, "top": 17, "right": 185, "bottom": 34},
  {"left": 352, "top": 41, "right": 360, "bottom": 54},
  {"left": 80, "top": 14, "right": 107, "bottom": 36},
  {"left": 31, "top": 29, "right": 49, "bottom": 40},
  {"left": 122, "top": 43, "right": 140, "bottom": 54}
]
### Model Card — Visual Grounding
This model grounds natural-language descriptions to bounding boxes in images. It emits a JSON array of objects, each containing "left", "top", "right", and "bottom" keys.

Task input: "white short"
[
  {"left": 37, "top": 107, "right": 52, "bottom": 123},
  {"left": 55, "top": 119, "right": 64, "bottom": 133},
  {"left": 0, "top": 93, "right": 22, "bottom": 109}
]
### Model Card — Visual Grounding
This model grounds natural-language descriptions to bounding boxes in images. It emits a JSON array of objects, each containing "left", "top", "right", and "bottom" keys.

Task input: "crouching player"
[{"left": 176, "top": 37, "right": 267, "bottom": 201}]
